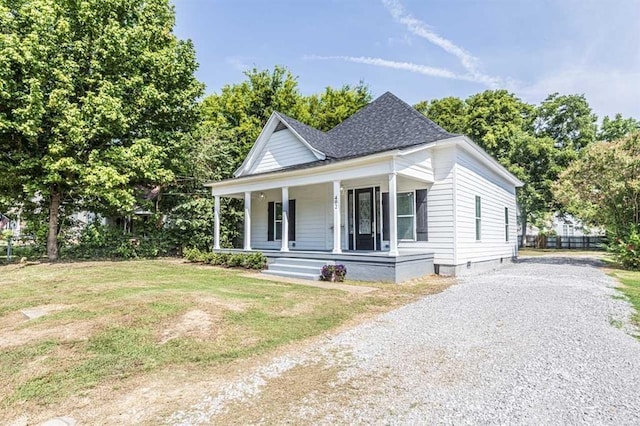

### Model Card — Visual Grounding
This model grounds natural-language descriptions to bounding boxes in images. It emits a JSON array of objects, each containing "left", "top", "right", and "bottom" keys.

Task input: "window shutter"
[
  {"left": 415, "top": 189, "right": 428, "bottom": 241},
  {"left": 288, "top": 200, "right": 296, "bottom": 241},
  {"left": 267, "top": 202, "right": 274, "bottom": 241},
  {"left": 382, "top": 192, "right": 390, "bottom": 241}
]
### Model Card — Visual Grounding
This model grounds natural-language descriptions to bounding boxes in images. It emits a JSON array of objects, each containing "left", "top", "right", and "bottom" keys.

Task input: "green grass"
[
  {"left": 609, "top": 269, "right": 640, "bottom": 330},
  {"left": 519, "top": 248, "right": 604, "bottom": 256},
  {"left": 0, "top": 259, "right": 449, "bottom": 416}
]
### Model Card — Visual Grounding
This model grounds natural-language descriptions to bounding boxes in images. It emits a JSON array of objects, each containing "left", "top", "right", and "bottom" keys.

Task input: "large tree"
[
  {"left": 554, "top": 132, "right": 640, "bottom": 237},
  {"left": 504, "top": 131, "right": 560, "bottom": 243},
  {"left": 535, "top": 93, "right": 597, "bottom": 166},
  {"left": 464, "top": 90, "right": 534, "bottom": 160},
  {"left": 0, "top": 0, "right": 203, "bottom": 259}
]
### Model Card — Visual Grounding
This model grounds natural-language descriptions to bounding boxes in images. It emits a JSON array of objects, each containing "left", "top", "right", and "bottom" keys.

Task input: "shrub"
[
  {"left": 182, "top": 248, "right": 266, "bottom": 270},
  {"left": 62, "top": 223, "right": 172, "bottom": 260},
  {"left": 243, "top": 252, "right": 267, "bottom": 269},
  {"left": 320, "top": 264, "right": 347, "bottom": 282},
  {"left": 609, "top": 231, "right": 640, "bottom": 270}
]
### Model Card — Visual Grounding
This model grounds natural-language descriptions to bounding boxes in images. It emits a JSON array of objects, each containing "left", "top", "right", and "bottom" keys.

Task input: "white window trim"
[{"left": 397, "top": 191, "right": 416, "bottom": 241}]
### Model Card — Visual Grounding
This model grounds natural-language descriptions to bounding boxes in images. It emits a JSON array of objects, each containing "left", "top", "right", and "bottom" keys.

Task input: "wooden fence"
[{"left": 517, "top": 235, "right": 606, "bottom": 250}]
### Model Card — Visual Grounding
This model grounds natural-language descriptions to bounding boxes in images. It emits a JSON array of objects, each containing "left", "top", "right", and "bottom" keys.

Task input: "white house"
[
  {"left": 522, "top": 212, "right": 604, "bottom": 238},
  {"left": 205, "top": 92, "right": 523, "bottom": 282}
]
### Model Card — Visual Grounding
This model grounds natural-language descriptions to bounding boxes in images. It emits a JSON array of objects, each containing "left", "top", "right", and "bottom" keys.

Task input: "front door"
[{"left": 355, "top": 188, "right": 374, "bottom": 250}]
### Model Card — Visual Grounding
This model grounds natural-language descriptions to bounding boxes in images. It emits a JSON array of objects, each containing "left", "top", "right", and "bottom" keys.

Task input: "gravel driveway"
[{"left": 169, "top": 255, "right": 640, "bottom": 425}]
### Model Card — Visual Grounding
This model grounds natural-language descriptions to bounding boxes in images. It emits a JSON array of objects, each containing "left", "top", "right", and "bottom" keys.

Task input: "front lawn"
[
  {"left": 608, "top": 269, "right": 640, "bottom": 329},
  {"left": 0, "top": 259, "right": 450, "bottom": 423}
]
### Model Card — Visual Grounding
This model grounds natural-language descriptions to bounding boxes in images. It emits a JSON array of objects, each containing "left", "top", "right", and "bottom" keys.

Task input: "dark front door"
[{"left": 355, "top": 188, "right": 374, "bottom": 250}]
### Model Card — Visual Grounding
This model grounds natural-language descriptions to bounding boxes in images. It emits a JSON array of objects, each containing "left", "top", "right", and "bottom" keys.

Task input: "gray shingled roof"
[
  {"left": 277, "top": 91, "right": 456, "bottom": 160},
  {"left": 274, "top": 112, "right": 335, "bottom": 155}
]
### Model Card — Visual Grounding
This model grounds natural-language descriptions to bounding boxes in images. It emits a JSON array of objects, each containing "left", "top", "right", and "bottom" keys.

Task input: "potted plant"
[{"left": 321, "top": 264, "right": 347, "bottom": 282}]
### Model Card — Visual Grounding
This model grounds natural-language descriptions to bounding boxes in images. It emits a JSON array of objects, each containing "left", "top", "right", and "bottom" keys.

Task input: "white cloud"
[
  {"left": 304, "top": 55, "right": 478, "bottom": 82},
  {"left": 381, "top": 0, "right": 501, "bottom": 87}
]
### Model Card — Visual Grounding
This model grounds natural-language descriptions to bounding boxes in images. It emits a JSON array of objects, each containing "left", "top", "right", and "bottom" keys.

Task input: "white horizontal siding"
[
  {"left": 291, "top": 184, "right": 331, "bottom": 250},
  {"left": 251, "top": 129, "right": 318, "bottom": 174},
  {"left": 249, "top": 184, "right": 332, "bottom": 251},
  {"left": 395, "top": 148, "right": 455, "bottom": 265},
  {"left": 455, "top": 147, "right": 518, "bottom": 264},
  {"left": 250, "top": 189, "right": 280, "bottom": 250},
  {"left": 396, "top": 150, "right": 434, "bottom": 182},
  {"left": 422, "top": 147, "right": 455, "bottom": 264}
]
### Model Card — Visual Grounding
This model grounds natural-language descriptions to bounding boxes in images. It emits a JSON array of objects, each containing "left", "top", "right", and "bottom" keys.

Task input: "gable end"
[{"left": 235, "top": 113, "right": 326, "bottom": 177}]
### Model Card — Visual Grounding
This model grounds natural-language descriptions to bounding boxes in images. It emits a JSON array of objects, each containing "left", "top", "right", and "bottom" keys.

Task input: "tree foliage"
[
  {"left": 598, "top": 114, "right": 640, "bottom": 142},
  {"left": 535, "top": 93, "right": 597, "bottom": 166},
  {"left": 464, "top": 90, "right": 534, "bottom": 159},
  {"left": 554, "top": 132, "right": 640, "bottom": 237},
  {"left": 200, "top": 66, "right": 305, "bottom": 170},
  {"left": 413, "top": 96, "right": 467, "bottom": 134},
  {"left": 302, "top": 83, "right": 372, "bottom": 131},
  {"left": 0, "top": 0, "right": 203, "bottom": 259}
]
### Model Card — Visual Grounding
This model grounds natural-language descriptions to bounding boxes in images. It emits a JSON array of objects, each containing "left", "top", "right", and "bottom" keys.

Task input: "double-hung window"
[
  {"left": 397, "top": 192, "right": 415, "bottom": 240},
  {"left": 475, "top": 196, "right": 482, "bottom": 241},
  {"left": 505, "top": 207, "right": 509, "bottom": 241}
]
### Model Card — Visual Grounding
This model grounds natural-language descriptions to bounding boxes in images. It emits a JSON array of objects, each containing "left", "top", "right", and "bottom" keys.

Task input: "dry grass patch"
[{"left": 0, "top": 259, "right": 452, "bottom": 424}]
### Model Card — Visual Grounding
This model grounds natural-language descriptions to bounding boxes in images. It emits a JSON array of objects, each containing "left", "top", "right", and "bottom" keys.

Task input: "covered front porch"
[{"left": 207, "top": 149, "right": 438, "bottom": 282}]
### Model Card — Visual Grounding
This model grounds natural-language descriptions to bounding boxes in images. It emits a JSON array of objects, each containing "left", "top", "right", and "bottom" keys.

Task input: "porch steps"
[{"left": 262, "top": 257, "right": 332, "bottom": 281}]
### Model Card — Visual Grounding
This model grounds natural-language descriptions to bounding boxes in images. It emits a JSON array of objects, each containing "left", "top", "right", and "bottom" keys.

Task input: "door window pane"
[{"left": 358, "top": 192, "right": 371, "bottom": 234}]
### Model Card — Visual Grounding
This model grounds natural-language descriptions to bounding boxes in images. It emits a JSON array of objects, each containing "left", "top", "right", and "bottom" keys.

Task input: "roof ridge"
[
  {"left": 326, "top": 91, "right": 394, "bottom": 134},
  {"left": 275, "top": 111, "right": 326, "bottom": 134},
  {"left": 382, "top": 91, "right": 453, "bottom": 135}
]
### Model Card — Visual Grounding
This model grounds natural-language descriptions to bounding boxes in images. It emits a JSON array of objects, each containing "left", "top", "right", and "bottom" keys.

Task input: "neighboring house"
[
  {"left": 520, "top": 213, "right": 605, "bottom": 238},
  {"left": 0, "top": 211, "right": 22, "bottom": 238},
  {"left": 205, "top": 92, "right": 523, "bottom": 282}
]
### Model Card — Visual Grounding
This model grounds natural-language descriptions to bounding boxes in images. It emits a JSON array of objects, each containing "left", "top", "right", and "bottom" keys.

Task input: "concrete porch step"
[
  {"left": 262, "top": 269, "right": 321, "bottom": 281},
  {"left": 270, "top": 257, "right": 331, "bottom": 268},
  {"left": 267, "top": 263, "right": 323, "bottom": 274}
]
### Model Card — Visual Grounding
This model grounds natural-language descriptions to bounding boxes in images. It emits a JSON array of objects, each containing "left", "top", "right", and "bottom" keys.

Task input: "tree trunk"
[
  {"left": 520, "top": 211, "right": 527, "bottom": 249},
  {"left": 47, "top": 189, "right": 61, "bottom": 261}
]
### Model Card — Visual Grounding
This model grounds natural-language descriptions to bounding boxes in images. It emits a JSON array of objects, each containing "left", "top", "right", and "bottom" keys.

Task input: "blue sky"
[{"left": 173, "top": 0, "right": 640, "bottom": 120}]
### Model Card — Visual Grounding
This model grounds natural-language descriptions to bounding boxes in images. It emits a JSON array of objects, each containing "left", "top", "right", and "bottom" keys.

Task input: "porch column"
[
  {"left": 281, "top": 187, "right": 289, "bottom": 252},
  {"left": 213, "top": 195, "right": 221, "bottom": 250},
  {"left": 332, "top": 180, "right": 342, "bottom": 253},
  {"left": 244, "top": 191, "right": 251, "bottom": 251},
  {"left": 388, "top": 172, "right": 399, "bottom": 256}
]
